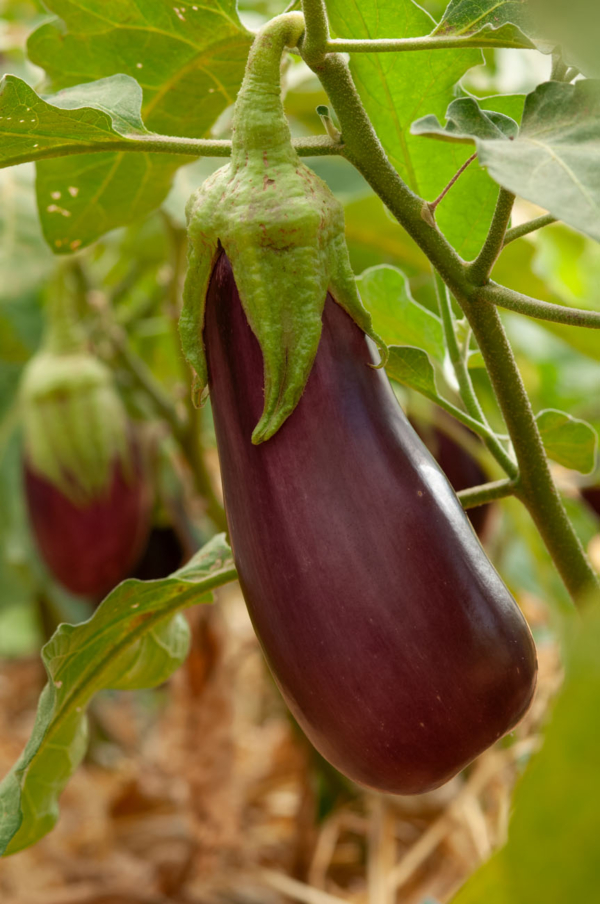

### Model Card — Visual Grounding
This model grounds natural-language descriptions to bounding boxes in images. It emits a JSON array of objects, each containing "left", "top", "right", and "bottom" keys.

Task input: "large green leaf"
[
  {"left": 415, "top": 82, "right": 600, "bottom": 243},
  {"left": 326, "top": 0, "right": 520, "bottom": 260},
  {"left": 452, "top": 610, "right": 600, "bottom": 903},
  {"left": 26, "top": 0, "right": 252, "bottom": 250},
  {"left": 357, "top": 265, "right": 445, "bottom": 362},
  {"left": 0, "top": 533, "right": 236, "bottom": 856}
]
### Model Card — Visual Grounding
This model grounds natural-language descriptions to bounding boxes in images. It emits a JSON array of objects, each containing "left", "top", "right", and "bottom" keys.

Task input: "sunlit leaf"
[
  {"left": 385, "top": 345, "right": 440, "bottom": 399},
  {"left": 326, "top": 0, "right": 510, "bottom": 260},
  {"left": 357, "top": 265, "right": 445, "bottom": 362},
  {"left": 26, "top": 0, "right": 252, "bottom": 250}
]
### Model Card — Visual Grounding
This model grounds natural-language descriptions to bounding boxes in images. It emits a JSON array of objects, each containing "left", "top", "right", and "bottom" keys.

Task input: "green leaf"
[
  {"left": 481, "top": 80, "right": 600, "bottom": 244},
  {"left": 0, "top": 74, "right": 187, "bottom": 253},
  {"left": 26, "top": 0, "right": 252, "bottom": 250},
  {"left": 412, "top": 96, "right": 519, "bottom": 143},
  {"left": 385, "top": 345, "right": 440, "bottom": 399},
  {"left": 0, "top": 533, "right": 236, "bottom": 855},
  {"left": 433, "top": 0, "right": 536, "bottom": 49},
  {"left": 536, "top": 409, "right": 597, "bottom": 474},
  {"left": 0, "top": 73, "right": 146, "bottom": 170},
  {"left": 357, "top": 265, "right": 445, "bottom": 362},
  {"left": 326, "top": 0, "right": 507, "bottom": 260},
  {"left": 452, "top": 609, "right": 600, "bottom": 903}
]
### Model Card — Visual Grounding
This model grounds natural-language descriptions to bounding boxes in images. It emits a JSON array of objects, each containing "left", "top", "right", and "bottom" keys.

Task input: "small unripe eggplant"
[
  {"left": 24, "top": 447, "right": 151, "bottom": 598},
  {"left": 19, "top": 290, "right": 152, "bottom": 599},
  {"left": 203, "top": 252, "right": 537, "bottom": 795}
]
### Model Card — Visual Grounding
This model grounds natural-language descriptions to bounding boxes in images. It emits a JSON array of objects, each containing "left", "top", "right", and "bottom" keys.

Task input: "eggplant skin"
[
  {"left": 409, "top": 418, "right": 492, "bottom": 539},
  {"left": 24, "top": 448, "right": 151, "bottom": 599},
  {"left": 205, "top": 252, "right": 538, "bottom": 795}
]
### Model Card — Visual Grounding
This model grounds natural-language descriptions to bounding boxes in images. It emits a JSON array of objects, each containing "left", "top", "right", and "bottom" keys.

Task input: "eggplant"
[
  {"left": 24, "top": 446, "right": 151, "bottom": 599},
  {"left": 409, "top": 417, "right": 493, "bottom": 539},
  {"left": 204, "top": 252, "right": 538, "bottom": 795}
]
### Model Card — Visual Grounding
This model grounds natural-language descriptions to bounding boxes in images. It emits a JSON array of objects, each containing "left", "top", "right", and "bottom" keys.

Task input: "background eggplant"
[
  {"left": 582, "top": 486, "right": 600, "bottom": 518},
  {"left": 203, "top": 252, "right": 538, "bottom": 795},
  {"left": 24, "top": 443, "right": 151, "bottom": 599}
]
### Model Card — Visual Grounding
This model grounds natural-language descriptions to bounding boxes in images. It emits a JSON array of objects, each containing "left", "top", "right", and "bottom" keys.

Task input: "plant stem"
[
  {"left": 326, "top": 35, "right": 538, "bottom": 53},
  {"left": 433, "top": 272, "right": 518, "bottom": 479},
  {"left": 480, "top": 282, "right": 600, "bottom": 329},
  {"left": 468, "top": 187, "right": 515, "bottom": 284},
  {"left": 300, "top": 0, "right": 329, "bottom": 64},
  {"left": 503, "top": 214, "right": 557, "bottom": 245},
  {"left": 462, "top": 299, "right": 599, "bottom": 601},
  {"left": 307, "top": 50, "right": 599, "bottom": 604},
  {"left": 309, "top": 53, "right": 471, "bottom": 300},
  {"left": 0, "top": 134, "right": 341, "bottom": 171},
  {"left": 458, "top": 479, "right": 516, "bottom": 509}
]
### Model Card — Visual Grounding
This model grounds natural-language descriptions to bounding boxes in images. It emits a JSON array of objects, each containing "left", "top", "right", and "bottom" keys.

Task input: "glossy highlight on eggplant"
[{"left": 204, "top": 252, "right": 538, "bottom": 795}]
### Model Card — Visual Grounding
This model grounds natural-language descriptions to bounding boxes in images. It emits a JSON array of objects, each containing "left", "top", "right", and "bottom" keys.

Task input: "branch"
[
  {"left": 433, "top": 272, "right": 518, "bottom": 479},
  {"left": 301, "top": 0, "right": 330, "bottom": 65},
  {"left": 458, "top": 479, "right": 517, "bottom": 509},
  {"left": 468, "top": 187, "right": 515, "bottom": 284},
  {"left": 503, "top": 213, "right": 558, "bottom": 246},
  {"left": 306, "top": 51, "right": 599, "bottom": 603},
  {"left": 326, "top": 35, "right": 538, "bottom": 53},
  {"left": 480, "top": 282, "right": 600, "bottom": 329},
  {"left": 0, "top": 133, "right": 342, "bottom": 171}
]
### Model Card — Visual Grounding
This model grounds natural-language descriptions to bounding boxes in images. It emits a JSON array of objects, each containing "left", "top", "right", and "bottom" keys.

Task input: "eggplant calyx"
[{"left": 179, "top": 14, "right": 385, "bottom": 444}]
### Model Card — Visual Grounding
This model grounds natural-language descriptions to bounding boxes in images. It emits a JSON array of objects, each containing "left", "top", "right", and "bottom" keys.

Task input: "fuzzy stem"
[
  {"left": 458, "top": 479, "right": 516, "bottom": 509},
  {"left": 468, "top": 188, "right": 515, "bottom": 284},
  {"left": 480, "top": 282, "right": 600, "bottom": 329},
  {"left": 301, "top": 0, "right": 329, "bottom": 64},
  {"left": 44, "top": 264, "right": 85, "bottom": 355},
  {"left": 326, "top": 35, "right": 545, "bottom": 53},
  {"left": 503, "top": 214, "right": 558, "bottom": 246},
  {"left": 0, "top": 135, "right": 342, "bottom": 172},
  {"left": 231, "top": 12, "right": 306, "bottom": 160}
]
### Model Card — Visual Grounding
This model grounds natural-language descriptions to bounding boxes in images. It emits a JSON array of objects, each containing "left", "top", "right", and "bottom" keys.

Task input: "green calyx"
[
  {"left": 20, "top": 348, "right": 131, "bottom": 507},
  {"left": 180, "top": 12, "right": 387, "bottom": 444}
]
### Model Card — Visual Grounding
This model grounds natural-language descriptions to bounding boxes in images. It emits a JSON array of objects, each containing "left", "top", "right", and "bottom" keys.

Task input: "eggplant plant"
[{"left": 0, "top": 1, "right": 599, "bottom": 897}]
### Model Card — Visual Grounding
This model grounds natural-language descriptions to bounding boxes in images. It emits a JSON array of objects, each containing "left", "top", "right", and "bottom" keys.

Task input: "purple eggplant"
[
  {"left": 24, "top": 446, "right": 151, "bottom": 599},
  {"left": 582, "top": 486, "right": 600, "bottom": 518},
  {"left": 204, "top": 252, "right": 537, "bottom": 795},
  {"left": 409, "top": 418, "right": 493, "bottom": 539}
]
